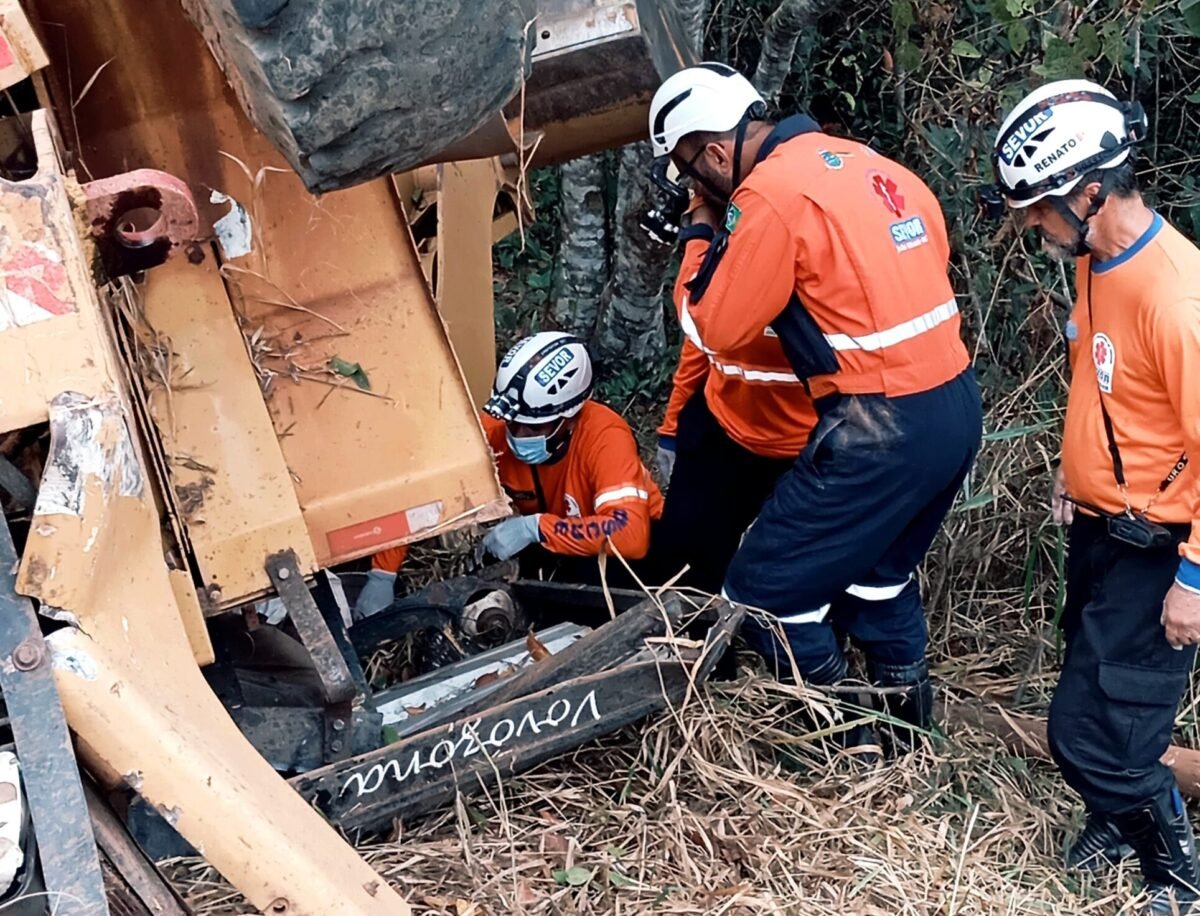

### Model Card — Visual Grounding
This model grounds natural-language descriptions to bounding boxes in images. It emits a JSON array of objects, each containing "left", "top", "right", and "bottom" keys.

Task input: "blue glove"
[
  {"left": 655, "top": 435, "right": 676, "bottom": 484},
  {"left": 481, "top": 515, "right": 542, "bottom": 562},
  {"left": 353, "top": 569, "right": 396, "bottom": 620}
]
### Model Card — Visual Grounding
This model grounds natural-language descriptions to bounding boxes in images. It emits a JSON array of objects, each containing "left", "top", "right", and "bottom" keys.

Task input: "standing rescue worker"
[
  {"left": 647, "top": 63, "right": 981, "bottom": 740},
  {"left": 994, "top": 80, "right": 1200, "bottom": 914},
  {"left": 650, "top": 322, "right": 817, "bottom": 593}
]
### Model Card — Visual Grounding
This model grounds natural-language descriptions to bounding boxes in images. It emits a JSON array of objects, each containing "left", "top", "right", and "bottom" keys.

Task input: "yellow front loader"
[{"left": 0, "top": 1, "right": 704, "bottom": 913}]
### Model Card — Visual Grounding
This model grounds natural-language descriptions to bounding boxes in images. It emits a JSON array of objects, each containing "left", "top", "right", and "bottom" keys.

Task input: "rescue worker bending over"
[
  {"left": 478, "top": 331, "right": 663, "bottom": 580},
  {"left": 647, "top": 63, "right": 982, "bottom": 744},
  {"left": 994, "top": 81, "right": 1200, "bottom": 915},
  {"left": 651, "top": 288, "right": 817, "bottom": 594},
  {"left": 356, "top": 333, "right": 662, "bottom": 615}
]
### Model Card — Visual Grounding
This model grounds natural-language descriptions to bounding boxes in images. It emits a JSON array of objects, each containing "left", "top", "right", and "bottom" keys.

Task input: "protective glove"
[
  {"left": 353, "top": 569, "right": 396, "bottom": 620},
  {"left": 655, "top": 436, "right": 677, "bottom": 485},
  {"left": 480, "top": 514, "right": 542, "bottom": 562}
]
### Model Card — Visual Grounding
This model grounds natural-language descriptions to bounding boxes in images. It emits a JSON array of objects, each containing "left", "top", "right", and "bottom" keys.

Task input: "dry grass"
[
  {"left": 158, "top": 4, "right": 1200, "bottom": 896},
  {"left": 165, "top": 664, "right": 1150, "bottom": 914},
  {"left": 161, "top": 333, "right": 1191, "bottom": 914}
]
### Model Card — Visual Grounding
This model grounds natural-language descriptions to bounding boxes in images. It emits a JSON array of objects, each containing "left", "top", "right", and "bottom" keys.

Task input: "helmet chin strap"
[
  {"left": 678, "top": 114, "right": 754, "bottom": 208},
  {"left": 544, "top": 418, "right": 573, "bottom": 465},
  {"left": 1048, "top": 169, "right": 1118, "bottom": 257},
  {"left": 730, "top": 115, "right": 751, "bottom": 191}
]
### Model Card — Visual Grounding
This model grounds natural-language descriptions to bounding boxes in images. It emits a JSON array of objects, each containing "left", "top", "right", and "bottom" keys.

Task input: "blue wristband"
[
  {"left": 657, "top": 435, "right": 676, "bottom": 452},
  {"left": 1177, "top": 557, "right": 1200, "bottom": 593}
]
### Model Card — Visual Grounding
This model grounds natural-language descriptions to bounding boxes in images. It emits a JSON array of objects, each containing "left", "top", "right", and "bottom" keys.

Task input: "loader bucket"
[{"left": 27, "top": 0, "right": 509, "bottom": 608}]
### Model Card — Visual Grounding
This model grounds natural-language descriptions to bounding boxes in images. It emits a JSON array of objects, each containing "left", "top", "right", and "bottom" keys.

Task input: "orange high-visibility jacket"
[
  {"left": 677, "top": 117, "right": 969, "bottom": 403},
  {"left": 656, "top": 335, "right": 818, "bottom": 459},
  {"left": 1062, "top": 213, "right": 1200, "bottom": 576},
  {"left": 372, "top": 402, "right": 663, "bottom": 572},
  {"left": 485, "top": 402, "right": 663, "bottom": 558}
]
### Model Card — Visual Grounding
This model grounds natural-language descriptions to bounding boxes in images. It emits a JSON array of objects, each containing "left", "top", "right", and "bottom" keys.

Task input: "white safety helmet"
[
  {"left": 993, "top": 79, "right": 1147, "bottom": 208},
  {"left": 649, "top": 63, "right": 766, "bottom": 158},
  {"left": 484, "top": 332, "right": 594, "bottom": 425}
]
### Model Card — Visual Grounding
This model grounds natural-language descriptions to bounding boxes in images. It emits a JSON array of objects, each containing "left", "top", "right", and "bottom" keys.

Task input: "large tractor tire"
[{"left": 182, "top": 0, "right": 536, "bottom": 193}]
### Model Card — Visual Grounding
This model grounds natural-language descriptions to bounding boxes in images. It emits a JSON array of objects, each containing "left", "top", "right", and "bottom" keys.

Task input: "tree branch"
[
  {"left": 673, "top": 0, "right": 711, "bottom": 54},
  {"left": 751, "top": 0, "right": 827, "bottom": 103}
]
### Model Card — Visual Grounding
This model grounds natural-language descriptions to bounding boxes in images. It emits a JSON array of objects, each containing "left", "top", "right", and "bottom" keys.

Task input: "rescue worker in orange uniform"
[
  {"left": 651, "top": 292, "right": 818, "bottom": 594},
  {"left": 994, "top": 81, "right": 1200, "bottom": 914},
  {"left": 355, "top": 332, "right": 663, "bottom": 616},
  {"left": 647, "top": 64, "right": 982, "bottom": 743},
  {"left": 478, "top": 331, "right": 663, "bottom": 579}
]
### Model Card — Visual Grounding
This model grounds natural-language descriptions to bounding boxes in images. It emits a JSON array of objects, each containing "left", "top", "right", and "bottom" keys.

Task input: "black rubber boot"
[
  {"left": 1065, "top": 811, "right": 1135, "bottom": 873},
  {"left": 1111, "top": 788, "right": 1200, "bottom": 915},
  {"left": 867, "top": 658, "right": 934, "bottom": 756},
  {"left": 795, "top": 652, "right": 881, "bottom": 766}
]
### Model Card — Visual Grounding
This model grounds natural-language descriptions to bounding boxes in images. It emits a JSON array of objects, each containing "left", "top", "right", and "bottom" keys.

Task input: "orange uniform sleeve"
[
  {"left": 657, "top": 338, "right": 709, "bottom": 440},
  {"left": 370, "top": 545, "right": 408, "bottom": 574},
  {"left": 1151, "top": 297, "right": 1200, "bottom": 571},
  {"left": 479, "top": 413, "right": 508, "bottom": 453},
  {"left": 677, "top": 189, "right": 798, "bottom": 354},
  {"left": 537, "top": 424, "right": 656, "bottom": 560}
]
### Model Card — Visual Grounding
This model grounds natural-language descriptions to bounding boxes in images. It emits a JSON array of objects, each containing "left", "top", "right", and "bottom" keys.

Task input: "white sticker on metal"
[
  {"left": 405, "top": 500, "right": 444, "bottom": 534},
  {"left": 210, "top": 190, "right": 253, "bottom": 260}
]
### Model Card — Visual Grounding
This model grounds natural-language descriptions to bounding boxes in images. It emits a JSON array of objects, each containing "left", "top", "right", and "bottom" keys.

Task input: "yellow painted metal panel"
[
  {"left": 137, "top": 256, "right": 317, "bottom": 602},
  {"left": 31, "top": 0, "right": 506, "bottom": 576},
  {"left": 0, "top": 115, "right": 110, "bottom": 433},
  {"left": 3, "top": 111, "right": 405, "bottom": 912},
  {"left": 435, "top": 160, "right": 502, "bottom": 409},
  {"left": 0, "top": 0, "right": 48, "bottom": 91}
]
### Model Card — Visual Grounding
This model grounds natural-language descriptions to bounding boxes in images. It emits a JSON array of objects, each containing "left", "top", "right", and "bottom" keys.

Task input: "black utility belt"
[{"left": 1067, "top": 497, "right": 1180, "bottom": 550}]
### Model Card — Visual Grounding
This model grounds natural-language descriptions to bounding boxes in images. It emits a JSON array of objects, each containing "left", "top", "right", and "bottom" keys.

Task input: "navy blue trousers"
[
  {"left": 728, "top": 369, "right": 982, "bottom": 683},
  {"left": 647, "top": 392, "right": 796, "bottom": 593},
  {"left": 1048, "top": 514, "right": 1195, "bottom": 813}
]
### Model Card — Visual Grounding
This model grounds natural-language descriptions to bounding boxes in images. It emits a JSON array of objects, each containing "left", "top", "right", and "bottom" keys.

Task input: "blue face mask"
[{"left": 506, "top": 420, "right": 563, "bottom": 465}]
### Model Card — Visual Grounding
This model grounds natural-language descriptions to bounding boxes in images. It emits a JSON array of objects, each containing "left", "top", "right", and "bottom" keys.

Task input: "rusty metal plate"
[{"left": 0, "top": 513, "right": 109, "bottom": 916}]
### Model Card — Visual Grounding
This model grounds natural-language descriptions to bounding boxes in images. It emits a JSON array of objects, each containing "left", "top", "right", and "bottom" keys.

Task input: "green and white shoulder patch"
[{"left": 724, "top": 203, "right": 742, "bottom": 233}]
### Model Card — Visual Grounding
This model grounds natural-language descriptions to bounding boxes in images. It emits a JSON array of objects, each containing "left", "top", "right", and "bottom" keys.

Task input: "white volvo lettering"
[{"left": 340, "top": 688, "right": 605, "bottom": 799}]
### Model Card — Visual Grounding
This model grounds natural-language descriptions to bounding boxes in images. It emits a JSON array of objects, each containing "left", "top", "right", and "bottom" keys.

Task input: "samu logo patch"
[
  {"left": 889, "top": 215, "right": 928, "bottom": 252},
  {"left": 1092, "top": 332, "right": 1115, "bottom": 393}
]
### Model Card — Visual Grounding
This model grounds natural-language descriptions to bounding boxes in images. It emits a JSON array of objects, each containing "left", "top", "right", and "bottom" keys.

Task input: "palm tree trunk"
[{"left": 552, "top": 154, "right": 609, "bottom": 336}]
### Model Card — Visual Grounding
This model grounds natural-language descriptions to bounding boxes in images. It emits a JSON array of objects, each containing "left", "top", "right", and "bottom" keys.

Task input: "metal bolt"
[
  {"left": 277, "top": 567, "right": 290, "bottom": 580},
  {"left": 269, "top": 898, "right": 289, "bottom": 914},
  {"left": 332, "top": 718, "right": 346, "bottom": 731},
  {"left": 11, "top": 640, "right": 43, "bottom": 671},
  {"left": 330, "top": 740, "right": 343, "bottom": 753}
]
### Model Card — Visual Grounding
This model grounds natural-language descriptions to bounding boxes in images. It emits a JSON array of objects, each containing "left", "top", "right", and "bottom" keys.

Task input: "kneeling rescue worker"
[
  {"left": 994, "top": 80, "right": 1200, "bottom": 914},
  {"left": 356, "top": 332, "right": 663, "bottom": 616},
  {"left": 647, "top": 63, "right": 982, "bottom": 745}
]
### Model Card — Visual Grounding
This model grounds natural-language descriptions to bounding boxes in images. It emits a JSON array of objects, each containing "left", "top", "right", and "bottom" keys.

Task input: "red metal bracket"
[{"left": 81, "top": 169, "right": 201, "bottom": 278}]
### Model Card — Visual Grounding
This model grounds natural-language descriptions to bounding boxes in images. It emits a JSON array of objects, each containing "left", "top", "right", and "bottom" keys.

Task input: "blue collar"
[
  {"left": 755, "top": 113, "right": 822, "bottom": 165},
  {"left": 1092, "top": 211, "right": 1164, "bottom": 274}
]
